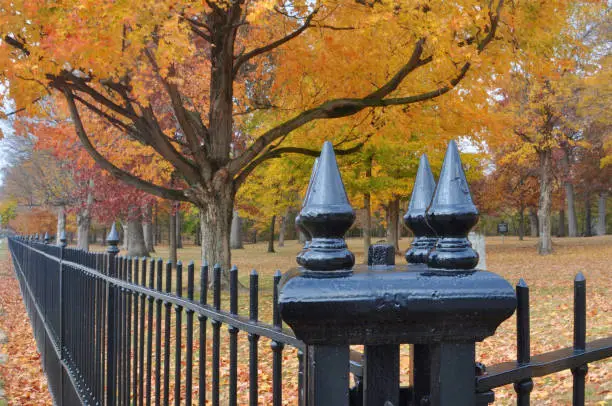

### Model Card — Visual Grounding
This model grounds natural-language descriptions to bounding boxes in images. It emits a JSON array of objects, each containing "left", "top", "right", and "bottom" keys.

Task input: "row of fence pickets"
[{"left": 8, "top": 236, "right": 612, "bottom": 406}]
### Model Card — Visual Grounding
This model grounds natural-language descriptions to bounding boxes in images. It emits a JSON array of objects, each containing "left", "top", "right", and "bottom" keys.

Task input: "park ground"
[{"left": 0, "top": 236, "right": 610, "bottom": 405}]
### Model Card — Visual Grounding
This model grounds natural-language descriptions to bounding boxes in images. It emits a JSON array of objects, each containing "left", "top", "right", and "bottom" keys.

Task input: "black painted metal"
[
  {"left": 404, "top": 153, "right": 437, "bottom": 264},
  {"left": 249, "top": 269, "right": 260, "bottom": 406},
  {"left": 572, "top": 273, "right": 587, "bottom": 406},
  {"left": 514, "top": 278, "right": 533, "bottom": 406},
  {"left": 296, "top": 156, "right": 320, "bottom": 261},
  {"left": 296, "top": 141, "right": 355, "bottom": 273},
  {"left": 229, "top": 266, "right": 239, "bottom": 406},
  {"left": 426, "top": 140, "right": 479, "bottom": 269},
  {"left": 6, "top": 139, "right": 612, "bottom": 406},
  {"left": 212, "top": 264, "right": 221, "bottom": 406}
]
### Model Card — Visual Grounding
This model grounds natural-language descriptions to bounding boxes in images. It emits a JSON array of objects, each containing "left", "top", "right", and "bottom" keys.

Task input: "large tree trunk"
[
  {"left": 363, "top": 192, "right": 372, "bottom": 262},
  {"left": 169, "top": 206, "right": 177, "bottom": 264},
  {"left": 278, "top": 214, "right": 286, "bottom": 247},
  {"left": 518, "top": 205, "right": 525, "bottom": 241},
  {"left": 537, "top": 149, "right": 553, "bottom": 255},
  {"left": 268, "top": 215, "right": 276, "bottom": 253},
  {"left": 199, "top": 189, "right": 235, "bottom": 288},
  {"left": 121, "top": 221, "right": 128, "bottom": 251},
  {"left": 230, "top": 210, "right": 243, "bottom": 249},
  {"left": 584, "top": 192, "right": 592, "bottom": 237},
  {"left": 143, "top": 204, "right": 155, "bottom": 253},
  {"left": 127, "top": 208, "right": 149, "bottom": 257},
  {"left": 529, "top": 208, "right": 538, "bottom": 237},
  {"left": 76, "top": 181, "right": 94, "bottom": 251},
  {"left": 56, "top": 206, "right": 66, "bottom": 244},
  {"left": 386, "top": 198, "right": 400, "bottom": 253},
  {"left": 597, "top": 192, "right": 607, "bottom": 236},
  {"left": 76, "top": 211, "right": 90, "bottom": 251}
]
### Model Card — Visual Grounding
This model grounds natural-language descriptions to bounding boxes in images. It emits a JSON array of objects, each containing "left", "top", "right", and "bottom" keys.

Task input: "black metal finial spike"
[
  {"left": 59, "top": 230, "right": 67, "bottom": 248},
  {"left": 404, "top": 154, "right": 437, "bottom": 264},
  {"left": 426, "top": 140, "right": 479, "bottom": 270},
  {"left": 297, "top": 141, "right": 355, "bottom": 273},
  {"left": 296, "top": 157, "right": 320, "bottom": 264},
  {"left": 106, "top": 222, "right": 120, "bottom": 254},
  {"left": 43, "top": 232, "right": 50, "bottom": 244}
]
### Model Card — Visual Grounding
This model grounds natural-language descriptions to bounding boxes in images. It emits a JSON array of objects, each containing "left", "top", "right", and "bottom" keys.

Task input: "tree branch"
[
  {"left": 228, "top": 0, "right": 505, "bottom": 177},
  {"left": 234, "top": 139, "right": 368, "bottom": 188},
  {"left": 144, "top": 48, "right": 211, "bottom": 175},
  {"left": 233, "top": 9, "right": 319, "bottom": 76},
  {"left": 63, "top": 90, "right": 189, "bottom": 202}
]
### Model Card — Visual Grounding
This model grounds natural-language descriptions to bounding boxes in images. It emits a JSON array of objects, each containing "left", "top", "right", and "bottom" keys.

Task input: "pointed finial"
[
  {"left": 35, "top": 233, "right": 40, "bottom": 241},
  {"left": 404, "top": 154, "right": 437, "bottom": 264},
  {"left": 58, "top": 231, "right": 67, "bottom": 248},
  {"left": 297, "top": 141, "right": 355, "bottom": 273},
  {"left": 106, "top": 223, "right": 120, "bottom": 254},
  {"left": 43, "top": 232, "right": 50, "bottom": 244},
  {"left": 426, "top": 140, "right": 479, "bottom": 270},
  {"left": 575, "top": 272, "right": 585, "bottom": 282},
  {"left": 517, "top": 278, "right": 528, "bottom": 288},
  {"left": 297, "top": 158, "right": 320, "bottom": 265}
]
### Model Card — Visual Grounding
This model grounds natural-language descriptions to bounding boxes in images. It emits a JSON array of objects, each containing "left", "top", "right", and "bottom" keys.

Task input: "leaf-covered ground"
[{"left": 1, "top": 236, "right": 611, "bottom": 405}]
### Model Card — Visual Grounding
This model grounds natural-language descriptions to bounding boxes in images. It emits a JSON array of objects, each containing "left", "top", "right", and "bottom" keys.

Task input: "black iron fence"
[{"left": 7, "top": 140, "right": 612, "bottom": 405}]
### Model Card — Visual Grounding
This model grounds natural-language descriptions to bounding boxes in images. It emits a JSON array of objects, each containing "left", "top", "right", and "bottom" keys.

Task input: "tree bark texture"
[
  {"left": 176, "top": 208, "right": 183, "bottom": 249},
  {"left": 76, "top": 212, "right": 90, "bottom": 251},
  {"left": 386, "top": 198, "right": 400, "bottom": 253},
  {"left": 268, "top": 215, "right": 276, "bottom": 253},
  {"left": 561, "top": 150, "right": 578, "bottom": 237},
  {"left": 278, "top": 215, "right": 286, "bottom": 247},
  {"left": 565, "top": 183, "right": 578, "bottom": 237},
  {"left": 363, "top": 192, "right": 372, "bottom": 262},
  {"left": 127, "top": 208, "right": 149, "bottom": 257},
  {"left": 537, "top": 149, "right": 553, "bottom": 254},
  {"left": 76, "top": 181, "right": 94, "bottom": 251},
  {"left": 230, "top": 210, "right": 243, "bottom": 249},
  {"left": 584, "top": 192, "right": 592, "bottom": 237},
  {"left": 558, "top": 209, "right": 565, "bottom": 237},
  {"left": 169, "top": 207, "right": 177, "bottom": 264},
  {"left": 121, "top": 221, "right": 128, "bottom": 251},
  {"left": 597, "top": 192, "right": 607, "bottom": 236},
  {"left": 143, "top": 204, "right": 155, "bottom": 253},
  {"left": 518, "top": 205, "right": 525, "bottom": 241},
  {"left": 529, "top": 208, "right": 539, "bottom": 238},
  {"left": 56, "top": 206, "right": 66, "bottom": 244}
]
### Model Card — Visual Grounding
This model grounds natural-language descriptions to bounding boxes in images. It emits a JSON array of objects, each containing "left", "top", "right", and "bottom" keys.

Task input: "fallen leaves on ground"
[{"left": 0, "top": 254, "right": 52, "bottom": 405}]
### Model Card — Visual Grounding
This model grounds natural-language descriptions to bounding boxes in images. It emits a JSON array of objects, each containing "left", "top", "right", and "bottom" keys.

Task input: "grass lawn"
[{"left": 8, "top": 235, "right": 612, "bottom": 404}]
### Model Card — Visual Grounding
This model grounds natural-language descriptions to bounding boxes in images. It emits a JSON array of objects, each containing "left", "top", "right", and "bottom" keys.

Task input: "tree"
[
  {"left": 0, "top": 199, "right": 17, "bottom": 228},
  {"left": 1, "top": 0, "right": 509, "bottom": 272},
  {"left": 490, "top": 0, "right": 609, "bottom": 254}
]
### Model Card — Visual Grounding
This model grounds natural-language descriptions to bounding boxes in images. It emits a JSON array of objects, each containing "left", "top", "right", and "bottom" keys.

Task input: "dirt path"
[{"left": 0, "top": 244, "right": 52, "bottom": 405}]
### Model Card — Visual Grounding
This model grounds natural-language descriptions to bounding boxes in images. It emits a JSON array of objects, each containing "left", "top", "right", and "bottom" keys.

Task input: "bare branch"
[
  {"left": 234, "top": 139, "right": 369, "bottom": 188},
  {"left": 233, "top": 9, "right": 319, "bottom": 76},
  {"left": 63, "top": 89, "right": 189, "bottom": 202}
]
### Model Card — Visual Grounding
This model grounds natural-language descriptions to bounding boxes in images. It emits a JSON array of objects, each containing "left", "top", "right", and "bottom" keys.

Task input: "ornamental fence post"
[
  {"left": 279, "top": 140, "right": 517, "bottom": 406},
  {"left": 105, "top": 223, "right": 119, "bottom": 406}
]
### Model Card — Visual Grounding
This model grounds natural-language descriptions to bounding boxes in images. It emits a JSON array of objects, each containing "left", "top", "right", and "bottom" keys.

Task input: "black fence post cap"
[
  {"left": 368, "top": 243, "right": 395, "bottom": 268},
  {"left": 426, "top": 140, "right": 480, "bottom": 270},
  {"left": 106, "top": 223, "right": 120, "bottom": 254},
  {"left": 43, "top": 232, "right": 50, "bottom": 244},
  {"left": 404, "top": 153, "right": 437, "bottom": 264},
  {"left": 59, "top": 231, "right": 67, "bottom": 248},
  {"left": 296, "top": 141, "right": 355, "bottom": 274}
]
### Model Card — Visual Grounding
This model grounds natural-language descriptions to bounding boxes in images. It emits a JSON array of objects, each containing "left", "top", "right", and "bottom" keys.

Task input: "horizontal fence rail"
[
  {"left": 8, "top": 235, "right": 612, "bottom": 406},
  {"left": 8, "top": 236, "right": 324, "bottom": 406}
]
